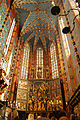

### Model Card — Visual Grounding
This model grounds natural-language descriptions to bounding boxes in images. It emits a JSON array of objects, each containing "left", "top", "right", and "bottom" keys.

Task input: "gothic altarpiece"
[{"left": 16, "top": 43, "right": 63, "bottom": 112}]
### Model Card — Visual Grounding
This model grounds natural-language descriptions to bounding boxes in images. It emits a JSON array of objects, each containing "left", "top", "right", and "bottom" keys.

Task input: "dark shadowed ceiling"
[{"left": 13, "top": 0, "right": 62, "bottom": 50}]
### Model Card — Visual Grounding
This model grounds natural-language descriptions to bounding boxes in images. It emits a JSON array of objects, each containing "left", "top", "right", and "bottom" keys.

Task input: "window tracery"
[
  {"left": 4, "top": 18, "right": 15, "bottom": 55},
  {"left": 21, "top": 43, "right": 30, "bottom": 79},
  {"left": 59, "top": 18, "right": 70, "bottom": 58},
  {"left": 50, "top": 43, "right": 59, "bottom": 79},
  {"left": 36, "top": 47, "right": 43, "bottom": 79}
]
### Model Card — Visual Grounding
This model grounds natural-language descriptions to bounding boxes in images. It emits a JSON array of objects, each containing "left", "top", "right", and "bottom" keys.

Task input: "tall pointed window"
[
  {"left": 59, "top": 18, "right": 73, "bottom": 96},
  {"left": 21, "top": 43, "right": 30, "bottom": 79},
  {"left": 4, "top": 18, "right": 15, "bottom": 55},
  {"left": 36, "top": 48, "right": 43, "bottom": 79},
  {"left": 59, "top": 18, "right": 70, "bottom": 58},
  {"left": 50, "top": 43, "right": 59, "bottom": 79}
]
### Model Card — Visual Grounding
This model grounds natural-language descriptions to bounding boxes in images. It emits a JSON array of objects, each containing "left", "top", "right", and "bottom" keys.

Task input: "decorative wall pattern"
[
  {"left": 16, "top": 42, "right": 30, "bottom": 111},
  {"left": 63, "top": 0, "right": 80, "bottom": 87},
  {"left": 0, "top": 0, "right": 7, "bottom": 28},
  {"left": 2, "top": 18, "right": 10, "bottom": 41},
  {"left": 0, "top": 4, "right": 16, "bottom": 59},
  {"left": 58, "top": 17, "right": 79, "bottom": 99},
  {"left": 59, "top": 0, "right": 80, "bottom": 99},
  {"left": 58, "top": 18, "right": 72, "bottom": 99},
  {"left": 14, "top": 0, "right": 59, "bottom": 51},
  {"left": 0, "top": 2, "right": 19, "bottom": 100},
  {"left": 0, "top": 17, "right": 10, "bottom": 58},
  {"left": 7, "top": 40, "right": 23, "bottom": 105}
]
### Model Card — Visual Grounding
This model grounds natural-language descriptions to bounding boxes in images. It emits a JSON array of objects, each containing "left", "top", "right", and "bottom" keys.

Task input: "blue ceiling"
[{"left": 14, "top": 0, "right": 62, "bottom": 50}]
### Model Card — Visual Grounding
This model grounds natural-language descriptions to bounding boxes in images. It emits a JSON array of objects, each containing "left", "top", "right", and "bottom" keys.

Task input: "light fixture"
[
  {"left": 51, "top": 6, "right": 60, "bottom": 15},
  {"left": 52, "top": 1, "right": 55, "bottom": 5},
  {"left": 51, "top": 6, "right": 80, "bottom": 34}
]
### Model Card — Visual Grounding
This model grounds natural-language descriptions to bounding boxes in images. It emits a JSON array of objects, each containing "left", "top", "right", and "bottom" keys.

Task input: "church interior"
[{"left": 0, "top": 0, "right": 80, "bottom": 120}]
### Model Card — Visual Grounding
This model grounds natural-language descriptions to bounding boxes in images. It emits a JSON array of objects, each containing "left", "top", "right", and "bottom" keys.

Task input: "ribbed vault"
[{"left": 14, "top": 0, "right": 62, "bottom": 50}]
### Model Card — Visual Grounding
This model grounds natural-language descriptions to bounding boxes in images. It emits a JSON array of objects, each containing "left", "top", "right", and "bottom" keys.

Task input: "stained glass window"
[
  {"left": 4, "top": 18, "right": 15, "bottom": 55},
  {"left": 59, "top": 18, "right": 70, "bottom": 58},
  {"left": 36, "top": 48, "right": 43, "bottom": 79},
  {"left": 59, "top": 18, "right": 72, "bottom": 97},
  {"left": 21, "top": 43, "right": 30, "bottom": 79},
  {"left": 16, "top": 43, "right": 29, "bottom": 111},
  {"left": 50, "top": 43, "right": 59, "bottom": 79}
]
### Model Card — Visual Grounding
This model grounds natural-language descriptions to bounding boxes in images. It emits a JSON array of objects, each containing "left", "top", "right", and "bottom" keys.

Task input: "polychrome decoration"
[
  {"left": 16, "top": 79, "right": 28, "bottom": 111},
  {"left": 0, "top": 0, "right": 7, "bottom": 28},
  {"left": 0, "top": 18, "right": 10, "bottom": 57},
  {"left": 0, "top": 0, "right": 10, "bottom": 58},
  {"left": 16, "top": 42, "right": 30, "bottom": 111},
  {"left": 13, "top": 0, "right": 60, "bottom": 51},
  {"left": 58, "top": 18, "right": 79, "bottom": 99}
]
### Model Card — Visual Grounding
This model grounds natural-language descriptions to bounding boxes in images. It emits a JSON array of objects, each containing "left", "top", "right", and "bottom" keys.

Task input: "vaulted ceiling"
[{"left": 13, "top": 0, "right": 62, "bottom": 50}]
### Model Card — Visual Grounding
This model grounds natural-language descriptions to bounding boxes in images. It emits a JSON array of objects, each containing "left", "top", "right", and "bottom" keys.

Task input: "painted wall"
[{"left": 60, "top": 0, "right": 80, "bottom": 99}]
